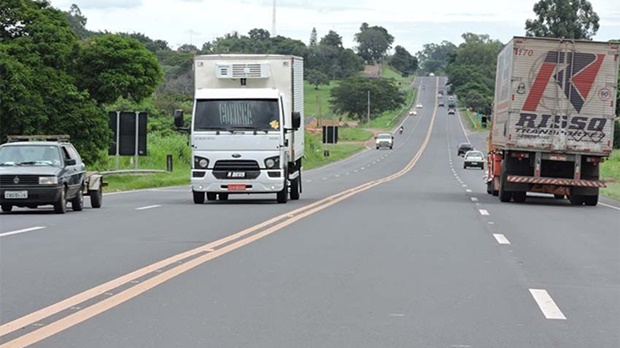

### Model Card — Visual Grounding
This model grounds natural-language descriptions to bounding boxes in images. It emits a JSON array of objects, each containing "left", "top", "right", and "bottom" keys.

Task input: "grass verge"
[
  {"left": 304, "top": 81, "right": 338, "bottom": 121},
  {"left": 459, "top": 108, "right": 484, "bottom": 131},
  {"left": 367, "top": 87, "right": 416, "bottom": 130},
  {"left": 303, "top": 131, "right": 366, "bottom": 170},
  {"left": 337, "top": 127, "right": 374, "bottom": 142},
  {"left": 601, "top": 150, "right": 620, "bottom": 201}
]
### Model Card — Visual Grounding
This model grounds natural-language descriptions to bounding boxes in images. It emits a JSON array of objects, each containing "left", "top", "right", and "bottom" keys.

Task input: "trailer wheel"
[
  {"left": 498, "top": 165, "right": 512, "bottom": 203},
  {"left": 512, "top": 191, "right": 527, "bottom": 203},
  {"left": 89, "top": 189, "right": 102, "bottom": 208},
  {"left": 486, "top": 181, "right": 493, "bottom": 195},
  {"left": 569, "top": 195, "right": 585, "bottom": 206},
  {"left": 584, "top": 195, "right": 598, "bottom": 206},
  {"left": 290, "top": 177, "right": 300, "bottom": 200},
  {"left": 193, "top": 191, "right": 205, "bottom": 204}
]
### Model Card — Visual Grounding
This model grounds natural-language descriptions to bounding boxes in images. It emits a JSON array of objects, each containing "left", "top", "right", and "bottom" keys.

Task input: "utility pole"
[
  {"left": 317, "top": 94, "right": 321, "bottom": 127},
  {"left": 272, "top": 0, "right": 276, "bottom": 36},
  {"left": 367, "top": 90, "right": 370, "bottom": 124}
]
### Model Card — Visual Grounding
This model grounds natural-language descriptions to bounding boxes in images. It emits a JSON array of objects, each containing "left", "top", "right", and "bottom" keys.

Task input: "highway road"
[{"left": 1, "top": 77, "right": 619, "bottom": 347}]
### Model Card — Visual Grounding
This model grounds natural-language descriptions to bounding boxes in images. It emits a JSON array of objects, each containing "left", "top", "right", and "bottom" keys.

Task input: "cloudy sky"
[{"left": 48, "top": 0, "right": 620, "bottom": 54}]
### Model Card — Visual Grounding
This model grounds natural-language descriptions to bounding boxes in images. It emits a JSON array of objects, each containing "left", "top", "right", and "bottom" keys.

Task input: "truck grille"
[
  {"left": 213, "top": 160, "right": 260, "bottom": 171},
  {"left": 0, "top": 175, "right": 39, "bottom": 186},
  {"left": 212, "top": 160, "right": 261, "bottom": 180}
]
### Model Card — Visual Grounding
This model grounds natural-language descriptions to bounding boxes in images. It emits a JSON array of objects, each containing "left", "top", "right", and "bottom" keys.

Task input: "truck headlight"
[
  {"left": 194, "top": 156, "right": 209, "bottom": 169},
  {"left": 264, "top": 156, "right": 279, "bottom": 169},
  {"left": 39, "top": 177, "right": 58, "bottom": 185}
]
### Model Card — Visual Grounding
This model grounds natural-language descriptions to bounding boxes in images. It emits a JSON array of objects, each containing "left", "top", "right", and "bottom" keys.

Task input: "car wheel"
[
  {"left": 54, "top": 187, "right": 67, "bottom": 214},
  {"left": 71, "top": 188, "right": 84, "bottom": 211},
  {"left": 1, "top": 204, "right": 12, "bottom": 213}
]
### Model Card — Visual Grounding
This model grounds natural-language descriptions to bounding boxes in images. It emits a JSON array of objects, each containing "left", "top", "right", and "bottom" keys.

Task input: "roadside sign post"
[
  {"left": 115, "top": 111, "right": 121, "bottom": 170},
  {"left": 134, "top": 111, "right": 140, "bottom": 170}
]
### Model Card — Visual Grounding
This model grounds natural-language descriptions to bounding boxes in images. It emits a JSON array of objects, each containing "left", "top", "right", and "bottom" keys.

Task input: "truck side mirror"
[
  {"left": 174, "top": 109, "right": 184, "bottom": 128},
  {"left": 291, "top": 112, "right": 301, "bottom": 130}
]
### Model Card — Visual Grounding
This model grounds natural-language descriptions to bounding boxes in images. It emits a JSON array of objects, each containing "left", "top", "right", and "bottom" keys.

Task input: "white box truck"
[
  {"left": 486, "top": 37, "right": 619, "bottom": 206},
  {"left": 175, "top": 54, "right": 304, "bottom": 204}
]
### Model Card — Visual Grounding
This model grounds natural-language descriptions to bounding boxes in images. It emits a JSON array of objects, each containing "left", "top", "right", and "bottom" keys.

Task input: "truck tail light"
[
  {"left": 586, "top": 157, "right": 604, "bottom": 163},
  {"left": 510, "top": 152, "right": 529, "bottom": 159}
]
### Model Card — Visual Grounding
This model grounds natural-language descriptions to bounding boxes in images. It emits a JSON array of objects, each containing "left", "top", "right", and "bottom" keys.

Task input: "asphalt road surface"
[{"left": 1, "top": 77, "right": 619, "bottom": 348}]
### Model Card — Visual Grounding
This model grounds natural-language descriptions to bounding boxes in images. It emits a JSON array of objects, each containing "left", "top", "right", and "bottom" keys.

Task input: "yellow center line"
[{"left": 1, "top": 79, "right": 439, "bottom": 347}]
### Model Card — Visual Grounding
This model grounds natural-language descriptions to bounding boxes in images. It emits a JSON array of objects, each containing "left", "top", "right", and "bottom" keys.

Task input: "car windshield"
[
  {"left": 0, "top": 145, "right": 62, "bottom": 167},
  {"left": 193, "top": 99, "right": 280, "bottom": 132},
  {"left": 466, "top": 152, "right": 484, "bottom": 159},
  {"left": 377, "top": 134, "right": 392, "bottom": 139}
]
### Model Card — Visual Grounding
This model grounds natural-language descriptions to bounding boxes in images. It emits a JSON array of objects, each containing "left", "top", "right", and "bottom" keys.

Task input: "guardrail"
[{"left": 99, "top": 169, "right": 168, "bottom": 176}]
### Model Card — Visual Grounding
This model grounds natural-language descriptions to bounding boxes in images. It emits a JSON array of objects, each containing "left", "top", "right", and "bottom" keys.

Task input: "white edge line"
[
  {"left": 135, "top": 205, "right": 162, "bottom": 211},
  {"left": 0, "top": 226, "right": 46, "bottom": 238},
  {"left": 599, "top": 202, "right": 620, "bottom": 211},
  {"left": 529, "top": 289, "right": 567, "bottom": 320},
  {"left": 493, "top": 234, "right": 511, "bottom": 245}
]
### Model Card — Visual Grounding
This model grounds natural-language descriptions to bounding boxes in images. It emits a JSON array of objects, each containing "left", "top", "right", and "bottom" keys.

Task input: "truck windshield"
[{"left": 194, "top": 99, "right": 280, "bottom": 132}]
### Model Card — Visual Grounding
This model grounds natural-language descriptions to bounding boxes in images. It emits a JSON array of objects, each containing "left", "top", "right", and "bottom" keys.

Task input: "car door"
[{"left": 61, "top": 145, "right": 84, "bottom": 198}]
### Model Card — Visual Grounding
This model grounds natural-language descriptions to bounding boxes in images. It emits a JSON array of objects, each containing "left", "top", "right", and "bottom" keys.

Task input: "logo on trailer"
[{"left": 523, "top": 51, "right": 605, "bottom": 113}]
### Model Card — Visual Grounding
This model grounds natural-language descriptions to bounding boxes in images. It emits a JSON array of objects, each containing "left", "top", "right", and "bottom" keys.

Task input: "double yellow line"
[{"left": 0, "top": 79, "right": 439, "bottom": 347}]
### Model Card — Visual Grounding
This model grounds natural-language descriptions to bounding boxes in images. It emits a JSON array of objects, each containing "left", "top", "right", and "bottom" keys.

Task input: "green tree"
[
  {"left": 338, "top": 49, "right": 364, "bottom": 79},
  {"left": 330, "top": 77, "right": 405, "bottom": 122},
  {"left": 75, "top": 34, "right": 163, "bottom": 105},
  {"left": 177, "top": 43, "right": 198, "bottom": 53},
  {"left": 306, "top": 69, "right": 329, "bottom": 89},
  {"left": 416, "top": 41, "right": 457, "bottom": 74},
  {"left": 63, "top": 4, "right": 94, "bottom": 40},
  {"left": 389, "top": 45, "right": 418, "bottom": 73},
  {"left": 525, "top": 0, "right": 599, "bottom": 39},
  {"left": 248, "top": 28, "right": 270, "bottom": 41},
  {"left": 0, "top": 0, "right": 108, "bottom": 163},
  {"left": 354, "top": 23, "right": 394, "bottom": 63}
]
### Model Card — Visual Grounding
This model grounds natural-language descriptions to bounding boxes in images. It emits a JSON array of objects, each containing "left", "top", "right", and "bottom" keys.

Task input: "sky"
[{"left": 48, "top": 0, "right": 620, "bottom": 54}]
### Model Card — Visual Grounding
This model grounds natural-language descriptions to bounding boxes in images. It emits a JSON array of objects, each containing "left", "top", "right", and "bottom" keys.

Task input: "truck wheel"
[
  {"left": 193, "top": 191, "right": 205, "bottom": 204},
  {"left": 89, "top": 189, "right": 102, "bottom": 208},
  {"left": 290, "top": 177, "right": 300, "bottom": 200},
  {"left": 277, "top": 186, "right": 288, "bottom": 204},
  {"left": 54, "top": 187, "right": 67, "bottom": 214},
  {"left": 219, "top": 193, "right": 229, "bottom": 201},
  {"left": 499, "top": 168, "right": 512, "bottom": 203},
  {"left": 569, "top": 195, "right": 585, "bottom": 206},
  {"left": 486, "top": 181, "right": 493, "bottom": 195},
  {"left": 512, "top": 191, "right": 527, "bottom": 203},
  {"left": 584, "top": 195, "right": 598, "bottom": 206},
  {"left": 206, "top": 192, "right": 216, "bottom": 201},
  {"left": 1, "top": 204, "right": 12, "bottom": 212},
  {"left": 71, "top": 189, "right": 84, "bottom": 211}
]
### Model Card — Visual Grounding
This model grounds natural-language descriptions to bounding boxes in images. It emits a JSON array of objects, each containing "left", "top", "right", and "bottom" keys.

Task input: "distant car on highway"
[
  {"left": 438, "top": 101, "right": 445, "bottom": 107},
  {"left": 457, "top": 143, "right": 474, "bottom": 157},
  {"left": 375, "top": 133, "right": 394, "bottom": 150},
  {"left": 409, "top": 110, "right": 417, "bottom": 116},
  {"left": 463, "top": 150, "right": 485, "bottom": 169},
  {"left": 448, "top": 108, "right": 456, "bottom": 115},
  {"left": 416, "top": 104, "right": 423, "bottom": 109},
  {"left": 448, "top": 95, "right": 455, "bottom": 101}
]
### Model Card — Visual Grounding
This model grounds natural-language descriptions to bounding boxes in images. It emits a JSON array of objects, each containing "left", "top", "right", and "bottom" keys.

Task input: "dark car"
[
  {"left": 0, "top": 136, "right": 86, "bottom": 213},
  {"left": 457, "top": 143, "right": 474, "bottom": 157}
]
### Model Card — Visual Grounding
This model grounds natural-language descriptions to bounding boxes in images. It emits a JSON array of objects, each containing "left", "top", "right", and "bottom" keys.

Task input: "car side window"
[{"left": 62, "top": 145, "right": 81, "bottom": 163}]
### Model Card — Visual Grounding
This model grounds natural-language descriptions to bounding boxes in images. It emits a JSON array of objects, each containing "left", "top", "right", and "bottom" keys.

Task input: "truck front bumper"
[{"left": 191, "top": 169, "right": 286, "bottom": 193}]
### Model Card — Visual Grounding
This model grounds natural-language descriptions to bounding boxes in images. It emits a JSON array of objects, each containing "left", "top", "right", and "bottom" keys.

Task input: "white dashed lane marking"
[
  {"left": 135, "top": 205, "right": 161, "bottom": 211},
  {"left": 529, "top": 289, "right": 567, "bottom": 320},
  {"left": 479, "top": 209, "right": 490, "bottom": 216},
  {"left": 471, "top": 197, "right": 478, "bottom": 202},
  {"left": 493, "top": 234, "right": 510, "bottom": 245}
]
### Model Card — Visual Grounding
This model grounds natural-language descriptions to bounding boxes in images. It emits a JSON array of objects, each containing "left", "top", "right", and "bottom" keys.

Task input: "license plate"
[
  {"left": 227, "top": 172, "right": 246, "bottom": 178},
  {"left": 228, "top": 184, "right": 246, "bottom": 191},
  {"left": 4, "top": 191, "right": 28, "bottom": 199},
  {"left": 550, "top": 154, "right": 567, "bottom": 161}
]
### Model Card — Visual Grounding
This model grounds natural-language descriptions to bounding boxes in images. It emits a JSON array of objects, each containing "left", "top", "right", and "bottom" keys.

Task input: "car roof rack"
[{"left": 7, "top": 135, "right": 71, "bottom": 143}]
